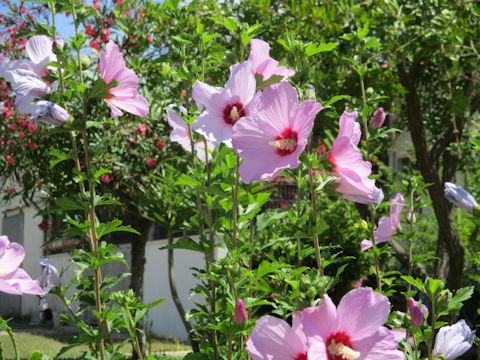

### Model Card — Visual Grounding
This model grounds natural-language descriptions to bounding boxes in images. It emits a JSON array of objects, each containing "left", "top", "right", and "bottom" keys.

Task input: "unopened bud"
[
  {"left": 408, "top": 298, "right": 428, "bottom": 327},
  {"left": 444, "top": 182, "right": 478, "bottom": 213},
  {"left": 234, "top": 299, "right": 247, "bottom": 324},
  {"left": 371, "top": 107, "right": 386, "bottom": 129},
  {"left": 31, "top": 101, "right": 69, "bottom": 127}
]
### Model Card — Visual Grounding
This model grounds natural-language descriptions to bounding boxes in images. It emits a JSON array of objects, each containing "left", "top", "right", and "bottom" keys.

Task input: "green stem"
[
  {"left": 427, "top": 299, "right": 437, "bottom": 360},
  {"left": 127, "top": 310, "right": 145, "bottom": 360},
  {"left": 71, "top": 4, "right": 108, "bottom": 358},
  {"left": 370, "top": 206, "right": 382, "bottom": 291},
  {"left": 232, "top": 154, "right": 240, "bottom": 249},
  {"left": 307, "top": 161, "right": 324, "bottom": 277},
  {"left": 204, "top": 139, "right": 218, "bottom": 360}
]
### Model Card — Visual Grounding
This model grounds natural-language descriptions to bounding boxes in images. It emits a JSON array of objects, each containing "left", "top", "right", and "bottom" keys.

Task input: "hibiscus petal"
[
  {"left": 26, "top": 35, "right": 56, "bottom": 66},
  {"left": 300, "top": 294, "right": 338, "bottom": 340},
  {"left": 246, "top": 315, "right": 308, "bottom": 360},
  {"left": 192, "top": 80, "right": 222, "bottom": 110},
  {"left": 336, "top": 288, "right": 391, "bottom": 341},
  {"left": 225, "top": 61, "right": 256, "bottom": 106},
  {"left": 106, "top": 94, "right": 149, "bottom": 118},
  {"left": 0, "top": 242, "right": 25, "bottom": 276},
  {"left": 352, "top": 327, "right": 404, "bottom": 360}
]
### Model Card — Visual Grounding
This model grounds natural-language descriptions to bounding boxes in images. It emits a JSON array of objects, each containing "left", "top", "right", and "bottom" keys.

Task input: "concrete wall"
[{"left": 0, "top": 199, "right": 211, "bottom": 341}]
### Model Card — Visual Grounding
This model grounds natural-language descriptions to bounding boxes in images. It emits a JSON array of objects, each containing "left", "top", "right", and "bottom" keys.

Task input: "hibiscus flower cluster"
[{"left": 167, "top": 38, "right": 383, "bottom": 206}]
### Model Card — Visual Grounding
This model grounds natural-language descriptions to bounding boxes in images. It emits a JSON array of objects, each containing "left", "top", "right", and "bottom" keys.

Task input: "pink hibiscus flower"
[
  {"left": 0, "top": 235, "right": 44, "bottom": 296},
  {"left": 192, "top": 60, "right": 260, "bottom": 146},
  {"left": 248, "top": 39, "right": 295, "bottom": 82},
  {"left": 300, "top": 288, "right": 404, "bottom": 360},
  {"left": 99, "top": 41, "right": 149, "bottom": 118},
  {"left": 167, "top": 106, "right": 214, "bottom": 161},
  {"left": 361, "top": 193, "right": 404, "bottom": 251},
  {"left": 232, "top": 82, "right": 322, "bottom": 183},
  {"left": 246, "top": 315, "right": 325, "bottom": 360},
  {"left": 328, "top": 108, "right": 383, "bottom": 205}
]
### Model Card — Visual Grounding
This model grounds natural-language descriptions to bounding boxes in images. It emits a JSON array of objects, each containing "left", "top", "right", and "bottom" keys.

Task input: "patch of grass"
[{"left": 0, "top": 331, "right": 190, "bottom": 359}]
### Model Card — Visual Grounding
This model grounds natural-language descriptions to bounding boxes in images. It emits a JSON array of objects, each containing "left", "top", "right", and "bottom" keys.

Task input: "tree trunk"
[
  {"left": 398, "top": 61, "right": 464, "bottom": 291},
  {"left": 168, "top": 232, "right": 200, "bottom": 352},
  {"left": 128, "top": 208, "right": 152, "bottom": 360}
]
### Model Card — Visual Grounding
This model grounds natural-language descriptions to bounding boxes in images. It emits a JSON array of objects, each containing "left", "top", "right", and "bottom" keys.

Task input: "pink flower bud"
[
  {"left": 146, "top": 158, "right": 156, "bottom": 167},
  {"left": 371, "top": 107, "right": 386, "bottom": 129},
  {"left": 408, "top": 297, "right": 428, "bottom": 327},
  {"left": 100, "top": 174, "right": 111, "bottom": 183},
  {"left": 234, "top": 299, "right": 247, "bottom": 324}
]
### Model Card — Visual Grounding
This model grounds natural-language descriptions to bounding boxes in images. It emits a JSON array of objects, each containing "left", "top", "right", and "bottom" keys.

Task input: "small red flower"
[
  {"left": 6, "top": 155, "right": 15, "bottom": 165},
  {"left": 146, "top": 158, "right": 156, "bottom": 167}
]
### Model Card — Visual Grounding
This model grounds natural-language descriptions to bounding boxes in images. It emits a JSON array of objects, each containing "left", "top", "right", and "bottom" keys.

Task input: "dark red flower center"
[
  {"left": 326, "top": 332, "right": 359, "bottom": 360},
  {"left": 223, "top": 102, "right": 245, "bottom": 125},
  {"left": 269, "top": 128, "right": 298, "bottom": 156},
  {"left": 293, "top": 352, "right": 308, "bottom": 360}
]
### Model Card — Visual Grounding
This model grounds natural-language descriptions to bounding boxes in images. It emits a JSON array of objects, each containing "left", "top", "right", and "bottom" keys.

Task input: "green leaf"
[
  {"left": 172, "top": 36, "right": 193, "bottom": 44},
  {"left": 364, "top": 37, "right": 380, "bottom": 49},
  {"left": 49, "top": 150, "right": 70, "bottom": 168},
  {"left": 401, "top": 276, "right": 424, "bottom": 292},
  {"left": 55, "top": 197, "right": 88, "bottom": 211},
  {"left": 96, "top": 220, "right": 140, "bottom": 239},
  {"left": 447, "top": 286, "right": 474, "bottom": 313},
  {"left": 304, "top": 42, "right": 338, "bottom": 56},
  {"left": 357, "top": 22, "right": 369, "bottom": 40},
  {"left": 255, "top": 74, "right": 283, "bottom": 91},
  {"left": 159, "top": 237, "right": 204, "bottom": 253},
  {"left": 324, "top": 95, "right": 350, "bottom": 106},
  {"left": 88, "top": 79, "right": 119, "bottom": 100},
  {"left": 175, "top": 174, "right": 200, "bottom": 187}
]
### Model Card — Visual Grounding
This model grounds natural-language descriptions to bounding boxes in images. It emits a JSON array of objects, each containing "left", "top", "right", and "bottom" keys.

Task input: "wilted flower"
[
  {"left": 408, "top": 297, "right": 428, "bottom": 327},
  {"left": 99, "top": 41, "right": 149, "bottom": 118},
  {"left": 0, "top": 235, "right": 44, "bottom": 296},
  {"left": 361, "top": 193, "right": 404, "bottom": 251},
  {"left": 232, "top": 82, "right": 322, "bottom": 183},
  {"left": 328, "top": 108, "right": 383, "bottom": 205},
  {"left": 37, "top": 257, "right": 60, "bottom": 310},
  {"left": 234, "top": 299, "right": 247, "bottom": 324},
  {"left": 30, "top": 100, "right": 69, "bottom": 127},
  {"left": 192, "top": 60, "right": 259, "bottom": 146},
  {"left": 248, "top": 39, "right": 295, "bottom": 83},
  {"left": 444, "top": 182, "right": 478, "bottom": 213},
  {"left": 371, "top": 107, "right": 386, "bottom": 129},
  {"left": 433, "top": 320, "right": 475, "bottom": 360}
]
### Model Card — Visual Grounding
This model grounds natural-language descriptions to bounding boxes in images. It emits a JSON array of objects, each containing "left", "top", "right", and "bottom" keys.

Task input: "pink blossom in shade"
[
  {"left": 248, "top": 39, "right": 295, "bottom": 83},
  {"left": 371, "top": 107, "right": 386, "bottom": 129},
  {"left": 328, "top": 108, "right": 384, "bottom": 205},
  {"left": 232, "top": 82, "right": 322, "bottom": 183},
  {"left": 167, "top": 106, "right": 214, "bottom": 161},
  {"left": 0, "top": 235, "right": 44, "bottom": 296},
  {"left": 100, "top": 173, "right": 111, "bottom": 183},
  {"left": 361, "top": 193, "right": 404, "bottom": 251},
  {"left": 408, "top": 298, "right": 428, "bottom": 327},
  {"left": 6, "top": 155, "right": 14, "bottom": 165},
  {"left": 99, "top": 41, "right": 149, "bottom": 118},
  {"left": 138, "top": 123, "right": 147, "bottom": 135},
  {"left": 234, "top": 299, "right": 248, "bottom": 324},
  {"left": 246, "top": 315, "right": 321, "bottom": 360},
  {"left": 300, "top": 288, "right": 404, "bottom": 360},
  {"left": 192, "top": 60, "right": 260, "bottom": 146}
]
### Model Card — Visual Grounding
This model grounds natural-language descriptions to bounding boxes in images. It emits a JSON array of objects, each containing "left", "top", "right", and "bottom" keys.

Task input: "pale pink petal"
[
  {"left": 194, "top": 140, "right": 214, "bottom": 162},
  {"left": 0, "top": 242, "right": 25, "bottom": 275},
  {"left": 26, "top": 35, "right": 56, "bottom": 66},
  {"left": 360, "top": 239, "right": 374, "bottom": 251},
  {"left": 336, "top": 288, "right": 391, "bottom": 341},
  {"left": 307, "top": 341, "right": 328, "bottom": 360},
  {"left": 330, "top": 138, "right": 371, "bottom": 179},
  {"left": 105, "top": 94, "right": 149, "bottom": 118},
  {"left": 300, "top": 294, "right": 339, "bottom": 340},
  {"left": 338, "top": 108, "right": 361, "bottom": 145},
  {"left": 352, "top": 327, "right": 403, "bottom": 360},
  {"left": 225, "top": 61, "right": 256, "bottom": 106},
  {"left": 249, "top": 39, "right": 295, "bottom": 81},
  {"left": 192, "top": 109, "right": 229, "bottom": 145},
  {"left": 100, "top": 41, "right": 127, "bottom": 84},
  {"left": 292, "top": 99, "right": 322, "bottom": 151},
  {"left": 7, "top": 268, "right": 45, "bottom": 296},
  {"left": 0, "top": 236, "right": 8, "bottom": 257},
  {"left": 192, "top": 80, "right": 222, "bottom": 110},
  {"left": 167, "top": 108, "right": 191, "bottom": 152},
  {"left": 390, "top": 193, "right": 404, "bottom": 229},
  {"left": 109, "top": 67, "right": 139, "bottom": 97},
  {"left": 373, "top": 216, "right": 394, "bottom": 245},
  {"left": 246, "top": 315, "right": 308, "bottom": 360}
]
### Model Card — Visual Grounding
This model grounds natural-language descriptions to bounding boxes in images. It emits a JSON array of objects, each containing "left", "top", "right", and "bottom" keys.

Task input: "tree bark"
[
  {"left": 168, "top": 232, "right": 199, "bottom": 352},
  {"left": 128, "top": 208, "right": 152, "bottom": 360},
  {"left": 397, "top": 61, "right": 464, "bottom": 290}
]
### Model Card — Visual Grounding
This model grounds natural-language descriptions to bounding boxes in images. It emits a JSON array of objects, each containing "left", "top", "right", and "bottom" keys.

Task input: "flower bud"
[
  {"left": 444, "top": 182, "right": 478, "bottom": 213},
  {"left": 30, "top": 101, "right": 69, "bottom": 127},
  {"left": 433, "top": 320, "right": 475, "bottom": 360},
  {"left": 234, "top": 299, "right": 247, "bottom": 324},
  {"left": 371, "top": 107, "right": 386, "bottom": 129},
  {"left": 408, "top": 297, "right": 428, "bottom": 327}
]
